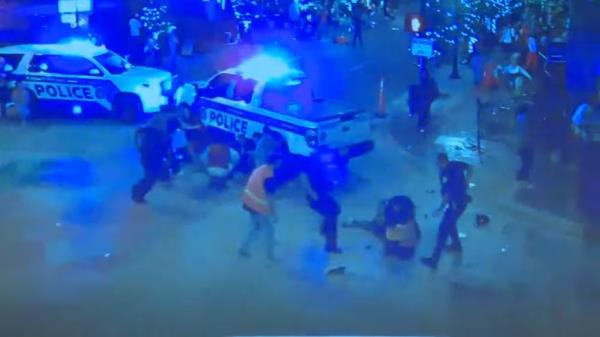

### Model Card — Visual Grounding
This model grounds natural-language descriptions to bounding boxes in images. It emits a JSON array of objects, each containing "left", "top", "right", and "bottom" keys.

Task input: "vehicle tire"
[{"left": 113, "top": 94, "right": 143, "bottom": 124}]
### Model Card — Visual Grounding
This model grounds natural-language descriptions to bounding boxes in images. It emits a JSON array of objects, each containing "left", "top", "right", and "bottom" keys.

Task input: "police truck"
[
  {"left": 175, "top": 55, "right": 374, "bottom": 162},
  {"left": 0, "top": 40, "right": 175, "bottom": 122}
]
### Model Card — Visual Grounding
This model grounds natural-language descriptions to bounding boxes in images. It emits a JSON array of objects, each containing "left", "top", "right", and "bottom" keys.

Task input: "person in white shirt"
[
  {"left": 500, "top": 24, "right": 517, "bottom": 53},
  {"left": 497, "top": 53, "right": 532, "bottom": 95}
]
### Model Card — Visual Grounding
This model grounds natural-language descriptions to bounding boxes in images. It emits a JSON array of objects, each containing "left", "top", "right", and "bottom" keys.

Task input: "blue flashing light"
[
  {"left": 47, "top": 39, "right": 106, "bottom": 56},
  {"left": 236, "top": 54, "right": 293, "bottom": 83}
]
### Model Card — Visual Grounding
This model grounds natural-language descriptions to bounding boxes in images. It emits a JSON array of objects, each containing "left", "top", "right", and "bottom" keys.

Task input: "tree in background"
[{"left": 419, "top": 0, "right": 524, "bottom": 59}]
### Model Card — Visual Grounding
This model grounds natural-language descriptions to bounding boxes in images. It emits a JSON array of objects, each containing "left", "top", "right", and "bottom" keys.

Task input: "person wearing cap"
[{"left": 238, "top": 154, "right": 282, "bottom": 260}]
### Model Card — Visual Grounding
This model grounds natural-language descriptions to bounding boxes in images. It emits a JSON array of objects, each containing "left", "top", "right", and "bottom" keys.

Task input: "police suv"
[
  {"left": 175, "top": 56, "right": 374, "bottom": 159},
  {"left": 0, "top": 41, "right": 174, "bottom": 122}
]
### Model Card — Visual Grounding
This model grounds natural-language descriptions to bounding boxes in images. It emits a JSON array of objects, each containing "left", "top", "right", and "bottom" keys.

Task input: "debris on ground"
[{"left": 476, "top": 214, "right": 490, "bottom": 227}]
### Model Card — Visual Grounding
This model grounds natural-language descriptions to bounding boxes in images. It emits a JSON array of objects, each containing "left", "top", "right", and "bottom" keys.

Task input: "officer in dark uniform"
[
  {"left": 303, "top": 153, "right": 342, "bottom": 253},
  {"left": 131, "top": 116, "right": 170, "bottom": 203},
  {"left": 307, "top": 190, "right": 342, "bottom": 254},
  {"left": 422, "top": 152, "right": 473, "bottom": 269}
]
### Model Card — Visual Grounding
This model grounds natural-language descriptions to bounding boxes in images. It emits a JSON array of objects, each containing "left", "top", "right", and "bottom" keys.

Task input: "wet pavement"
[{"left": 1, "top": 5, "right": 600, "bottom": 337}]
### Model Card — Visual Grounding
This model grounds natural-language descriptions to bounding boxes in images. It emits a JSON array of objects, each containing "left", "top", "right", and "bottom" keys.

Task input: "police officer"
[
  {"left": 303, "top": 162, "right": 342, "bottom": 254},
  {"left": 422, "top": 152, "right": 473, "bottom": 269},
  {"left": 131, "top": 116, "right": 170, "bottom": 203},
  {"left": 0, "top": 57, "right": 10, "bottom": 118}
]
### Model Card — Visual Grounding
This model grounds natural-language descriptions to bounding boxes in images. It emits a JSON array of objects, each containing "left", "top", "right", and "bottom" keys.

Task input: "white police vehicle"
[
  {"left": 0, "top": 40, "right": 175, "bottom": 122},
  {"left": 176, "top": 55, "right": 374, "bottom": 159}
]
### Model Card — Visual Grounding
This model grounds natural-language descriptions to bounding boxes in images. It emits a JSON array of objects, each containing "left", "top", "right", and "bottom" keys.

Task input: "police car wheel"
[{"left": 113, "top": 95, "right": 142, "bottom": 124}]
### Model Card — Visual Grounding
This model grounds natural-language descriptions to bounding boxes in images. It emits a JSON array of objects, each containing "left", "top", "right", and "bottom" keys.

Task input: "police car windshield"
[{"left": 94, "top": 52, "right": 130, "bottom": 74}]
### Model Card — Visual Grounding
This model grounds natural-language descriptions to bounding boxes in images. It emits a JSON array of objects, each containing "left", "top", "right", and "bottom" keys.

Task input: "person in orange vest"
[
  {"left": 201, "top": 141, "right": 240, "bottom": 188},
  {"left": 238, "top": 154, "right": 282, "bottom": 260}
]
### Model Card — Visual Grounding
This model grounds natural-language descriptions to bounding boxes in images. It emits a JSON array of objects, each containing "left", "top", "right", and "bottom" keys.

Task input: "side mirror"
[
  {"left": 3, "top": 64, "right": 14, "bottom": 72},
  {"left": 89, "top": 68, "right": 101, "bottom": 76}
]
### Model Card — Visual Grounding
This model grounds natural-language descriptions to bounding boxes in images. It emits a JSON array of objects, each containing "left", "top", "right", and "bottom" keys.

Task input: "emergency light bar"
[{"left": 58, "top": 0, "right": 93, "bottom": 13}]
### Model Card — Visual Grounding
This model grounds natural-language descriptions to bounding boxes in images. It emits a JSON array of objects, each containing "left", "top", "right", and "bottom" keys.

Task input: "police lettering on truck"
[
  {"left": 206, "top": 109, "right": 250, "bottom": 135},
  {"left": 32, "top": 83, "right": 101, "bottom": 101}
]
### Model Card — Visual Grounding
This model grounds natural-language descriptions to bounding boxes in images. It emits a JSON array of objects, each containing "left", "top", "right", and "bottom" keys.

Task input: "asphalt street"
[{"left": 1, "top": 5, "right": 599, "bottom": 337}]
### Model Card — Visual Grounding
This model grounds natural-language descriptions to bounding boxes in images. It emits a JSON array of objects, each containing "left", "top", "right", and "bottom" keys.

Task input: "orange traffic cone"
[{"left": 377, "top": 77, "right": 386, "bottom": 118}]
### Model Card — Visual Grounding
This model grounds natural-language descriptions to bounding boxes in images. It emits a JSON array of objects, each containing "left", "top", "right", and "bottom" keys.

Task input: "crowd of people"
[{"left": 131, "top": 107, "right": 474, "bottom": 268}]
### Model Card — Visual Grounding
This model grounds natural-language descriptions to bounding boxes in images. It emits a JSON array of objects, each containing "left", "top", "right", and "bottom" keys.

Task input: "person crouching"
[{"left": 200, "top": 142, "right": 240, "bottom": 189}]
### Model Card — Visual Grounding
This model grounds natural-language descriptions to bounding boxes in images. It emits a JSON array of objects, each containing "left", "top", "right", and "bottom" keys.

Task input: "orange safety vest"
[
  {"left": 242, "top": 164, "right": 274, "bottom": 214},
  {"left": 207, "top": 143, "right": 231, "bottom": 169}
]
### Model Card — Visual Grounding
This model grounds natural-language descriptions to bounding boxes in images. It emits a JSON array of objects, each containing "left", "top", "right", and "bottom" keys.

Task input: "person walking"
[
  {"left": 238, "top": 155, "right": 282, "bottom": 260},
  {"left": 411, "top": 68, "right": 440, "bottom": 131},
  {"left": 307, "top": 190, "right": 342, "bottom": 254},
  {"left": 422, "top": 153, "right": 473, "bottom": 269},
  {"left": 131, "top": 116, "right": 170, "bottom": 203},
  {"left": 351, "top": 4, "right": 364, "bottom": 48},
  {"left": 303, "top": 162, "right": 342, "bottom": 253}
]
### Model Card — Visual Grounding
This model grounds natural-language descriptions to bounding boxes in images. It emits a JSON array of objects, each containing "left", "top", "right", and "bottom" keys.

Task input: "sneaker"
[{"left": 421, "top": 257, "right": 438, "bottom": 269}]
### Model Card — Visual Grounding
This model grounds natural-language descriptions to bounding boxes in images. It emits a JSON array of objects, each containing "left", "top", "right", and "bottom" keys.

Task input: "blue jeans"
[{"left": 240, "top": 208, "right": 275, "bottom": 259}]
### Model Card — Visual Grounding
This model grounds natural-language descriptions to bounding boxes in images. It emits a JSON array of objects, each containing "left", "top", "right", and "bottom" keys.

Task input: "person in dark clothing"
[
  {"left": 422, "top": 152, "right": 473, "bottom": 269},
  {"left": 344, "top": 195, "right": 421, "bottom": 259},
  {"left": 416, "top": 69, "right": 440, "bottom": 130},
  {"left": 351, "top": 4, "right": 364, "bottom": 48},
  {"left": 516, "top": 103, "right": 534, "bottom": 181},
  {"left": 307, "top": 191, "right": 342, "bottom": 253},
  {"left": 132, "top": 119, "right": 171, "bottom": 203}
]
